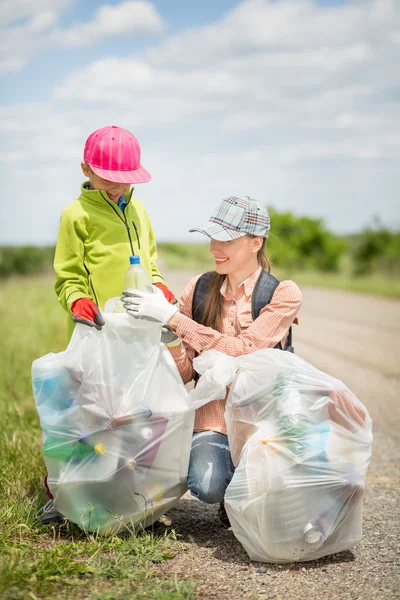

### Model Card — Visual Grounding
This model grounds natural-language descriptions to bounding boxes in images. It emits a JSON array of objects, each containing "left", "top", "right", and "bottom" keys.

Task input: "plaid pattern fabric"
[
  {"left": 190, "top": 196, "right": 270, "bottom": 241},
  {"left": 168, "top": 267, "right": 302, "bottom": 435}
]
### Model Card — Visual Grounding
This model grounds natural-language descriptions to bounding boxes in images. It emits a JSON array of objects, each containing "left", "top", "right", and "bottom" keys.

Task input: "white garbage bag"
[
  {"left": 189, "top": 349, "right": 372, "bottom": 562},
  {"left": 32, "top": 311, "right": 194, "bottom": 534}
]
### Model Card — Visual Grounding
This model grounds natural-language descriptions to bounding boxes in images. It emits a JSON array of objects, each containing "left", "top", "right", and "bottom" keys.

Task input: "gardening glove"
[
  {"left": 161, "top": 298, "right": 180, "bottom": 345},
  {"left": 122, "top": 285, "right": 178, "bottom": 325},
  {"left": 71, "top": 298, "right": 105, "bottom": 330},
  {"left": 154, "top": 282, "right": 175, "bottom": 303}
]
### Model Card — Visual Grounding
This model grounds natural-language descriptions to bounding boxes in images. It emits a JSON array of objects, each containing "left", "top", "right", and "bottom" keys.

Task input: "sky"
[{"left": 0, "top": 0, "right": 399, "bottom": 244}]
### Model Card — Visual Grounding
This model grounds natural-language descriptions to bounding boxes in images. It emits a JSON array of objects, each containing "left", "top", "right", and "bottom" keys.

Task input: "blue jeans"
[{"left": 187, "top": 431, "right": 235, "bottom": 504}]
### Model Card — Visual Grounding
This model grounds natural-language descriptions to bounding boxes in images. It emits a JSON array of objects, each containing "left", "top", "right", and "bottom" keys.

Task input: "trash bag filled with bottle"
[
  {"left": 189, "top": 349, "right": 372, "bottom": 563},
  {"left": 32, "top": 310, "right": 194, "bottom": 535}
]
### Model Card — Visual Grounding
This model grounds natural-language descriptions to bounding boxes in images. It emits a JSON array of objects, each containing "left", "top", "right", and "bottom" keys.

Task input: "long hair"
[{"left": 201, "top": 237, "right": 272, "bottom": 331}]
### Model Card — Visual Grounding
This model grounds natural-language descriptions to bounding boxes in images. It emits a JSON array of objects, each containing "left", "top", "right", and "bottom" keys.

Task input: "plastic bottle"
[
  {"left": 110, "top": 256, "right": 153, "bottom": 313},
  {"left": 303, "top": 498, "right": 341, "bottom": 545},
  {"left": 274, "top": 373, "right": 330, "bottom": 458},
  {"left": 124, "top": 255, "right": 153, "bottom": 293},
  {"left": 43, "top": 436, "right": 97, "bottom": 461}
]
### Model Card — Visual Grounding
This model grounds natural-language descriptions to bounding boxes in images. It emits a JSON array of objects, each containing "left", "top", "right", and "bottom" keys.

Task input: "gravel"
[{"left": 153, "top": 271, "right": 400, "bottom": 600}]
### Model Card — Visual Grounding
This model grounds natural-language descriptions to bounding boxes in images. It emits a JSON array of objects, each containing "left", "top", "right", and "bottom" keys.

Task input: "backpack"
[{"left": 192, "top": 270, "right": 294, "bottom": 352}]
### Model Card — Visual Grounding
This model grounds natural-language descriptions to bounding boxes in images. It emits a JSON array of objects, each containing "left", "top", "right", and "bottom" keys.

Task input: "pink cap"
[{"left": 83, "top": 125, "right": 151, "bottom": 184}]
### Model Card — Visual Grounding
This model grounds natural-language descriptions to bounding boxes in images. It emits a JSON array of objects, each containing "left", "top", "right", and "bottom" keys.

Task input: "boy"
[
  {"left": 38, "top": 125, "right": 174, "bottom": 524},
  {"left": 54, "top": 125, "right": 174, "bottom": 341}
]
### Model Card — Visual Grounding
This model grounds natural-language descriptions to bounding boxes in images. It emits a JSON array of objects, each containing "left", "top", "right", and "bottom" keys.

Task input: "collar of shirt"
[
  {"left": 118, "top": 194, "right": 127, "bottom": 213},
  {"left": 219, "top": 265, "right": 262, "bottom": 300},
  {"left": 83, "top": 184, "right": 128, "bottom": 213}
]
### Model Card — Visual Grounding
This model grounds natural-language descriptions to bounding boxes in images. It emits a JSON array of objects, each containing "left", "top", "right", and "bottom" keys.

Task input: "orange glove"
[
  {"left": 154, "top": 283, "right": 175, "bottom": 303},
  {"left": 71, "top": 298, "right": 105, "bottom": 330}
]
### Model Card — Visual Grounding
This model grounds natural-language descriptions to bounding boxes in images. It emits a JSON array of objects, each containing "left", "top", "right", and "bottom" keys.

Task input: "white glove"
[{"left": 122, "top": 285, "right": 178, "bottom": 325}]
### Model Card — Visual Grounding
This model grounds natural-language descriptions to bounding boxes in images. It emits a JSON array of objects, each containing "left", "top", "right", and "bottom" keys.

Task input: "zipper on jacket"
[
  {"left": 124, "top": 221, "right": 135, "bottom": 255},
  {"left": 99, "top": 191, "right": 135, "bottom": 256},
  {"left": 83, "top": 263, "right": 99, "bottom": 306},
  {"left": 131, "top": 220, "right": 141, "bottom": 250}
]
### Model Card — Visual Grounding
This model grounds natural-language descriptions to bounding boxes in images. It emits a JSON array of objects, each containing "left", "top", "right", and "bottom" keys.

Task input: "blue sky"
[
  {"left": 0, "top": 0, "right": 399, "bottom": 244},
  {"left": 2, "top": 0, "right": 241, "bottom": 105}
]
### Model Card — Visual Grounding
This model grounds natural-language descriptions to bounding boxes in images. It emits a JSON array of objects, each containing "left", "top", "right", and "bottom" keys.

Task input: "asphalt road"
[{"left": 155, "top": 270, "right": 400, "bottom": 600}]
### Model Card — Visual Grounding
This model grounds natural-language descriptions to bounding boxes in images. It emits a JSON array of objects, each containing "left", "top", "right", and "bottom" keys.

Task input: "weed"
[{"left": 0, "top": 276, "right": 196, "bottom": 600}]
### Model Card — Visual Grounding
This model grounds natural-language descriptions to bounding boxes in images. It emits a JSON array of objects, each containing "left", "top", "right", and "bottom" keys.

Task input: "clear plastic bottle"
[
  {"left": 123, "top": 255, "right": 153, "bottom": 293},
  {"left": 109, "top": 256, "right": 153, "bottom": 313}
]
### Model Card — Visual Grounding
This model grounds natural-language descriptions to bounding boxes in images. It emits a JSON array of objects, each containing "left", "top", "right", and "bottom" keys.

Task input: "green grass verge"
[
  {"left": 275, "top": 270, "right": 400, "bottom": 299},
  {"left": 0, "top": 266, "right": 397, "bottom": 597},
  {"left": 158, "top": 243, "right": 215, "bottom": 272},
  {"left": 0, "top": 276, "right": 195, "bottom": 600}
]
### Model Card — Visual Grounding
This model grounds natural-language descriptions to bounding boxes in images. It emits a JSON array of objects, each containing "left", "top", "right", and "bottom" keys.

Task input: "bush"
[
  {"left": 1, "top": 213, "right": 398, "bottom": 282},
  {"left": 266, "top": 208, "right": 348, "bottom": 272},
  {"left": 0, "top": 247, "right": 55, "bottom": 277},
  {"left": 351, "top": 222, "right": 400, "bottom": 277}
]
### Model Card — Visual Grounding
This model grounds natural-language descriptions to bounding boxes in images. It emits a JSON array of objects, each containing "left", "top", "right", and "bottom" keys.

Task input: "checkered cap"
[{"left": 189, "top": 196, "right": 270, "bottom": 241}]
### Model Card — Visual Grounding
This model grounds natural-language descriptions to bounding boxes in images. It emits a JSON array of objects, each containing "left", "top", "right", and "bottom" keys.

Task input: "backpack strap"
[
  {"left": 252, "top": 270, "right": 294, "bottom": 353},
  {"left": 192, "top": 269, "right": 294, "bottom": 353},
  {"left": 251, "top": 270, "right": 280, "bottom": 320},
  {"left": 191, "top": 272, "right": 217, "bottom": 383},
  {"left": 192, "top": 271, "right": 217, "bottom": 325}
]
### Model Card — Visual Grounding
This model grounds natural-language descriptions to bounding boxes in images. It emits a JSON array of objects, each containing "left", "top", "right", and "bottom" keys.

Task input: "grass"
[
  {"left": 275, "top": 269, "right": 400, "bottom": 299},
  {"left": 0, "top": 264, "right": 397, "bottom": 597},
  {"left": 0, "top": 275, "right": 196, "bottom": 600},
  {"left": 158, "top": 243, "right": 215, "bottom": 272}
]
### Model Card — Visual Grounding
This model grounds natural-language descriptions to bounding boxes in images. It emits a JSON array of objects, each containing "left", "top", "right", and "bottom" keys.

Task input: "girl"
[{"left": 123, "top": 196, "right": 302, "bottom": 525}]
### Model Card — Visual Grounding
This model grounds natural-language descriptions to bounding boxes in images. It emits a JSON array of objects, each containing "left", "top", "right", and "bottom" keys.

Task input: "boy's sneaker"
[
  {"left": 218, "top": 501, "right": 231, "bottom": 527},
  {"left": 36, "top": 499, "right": 64, "bottom": 525}
]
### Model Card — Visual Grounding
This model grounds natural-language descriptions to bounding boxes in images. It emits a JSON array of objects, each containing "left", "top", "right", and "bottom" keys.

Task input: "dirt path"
[{"left": 156, "top": 270, "right": 400, "bottom": 600}]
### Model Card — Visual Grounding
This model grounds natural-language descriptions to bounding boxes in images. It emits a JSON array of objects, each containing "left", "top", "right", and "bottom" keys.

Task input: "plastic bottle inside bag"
[
  {"left": 273, "top": 373, "right": 331, "bottom": 460},
  {"left": 303, "top": 505, "right": 335, "bottom": 545},
  {"left": 275, "top": 374, "right": 308, "bottom": 422}
]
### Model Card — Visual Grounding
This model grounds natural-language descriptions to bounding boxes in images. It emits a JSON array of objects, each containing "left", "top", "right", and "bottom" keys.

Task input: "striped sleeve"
[{"left": 175, "top": 280, "right": 302, "bottom": 357}]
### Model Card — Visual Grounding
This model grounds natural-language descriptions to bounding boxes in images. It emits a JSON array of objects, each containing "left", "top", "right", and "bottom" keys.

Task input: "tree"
[{"left": 266, "top": 208, "right": 347, "bottom": 272}]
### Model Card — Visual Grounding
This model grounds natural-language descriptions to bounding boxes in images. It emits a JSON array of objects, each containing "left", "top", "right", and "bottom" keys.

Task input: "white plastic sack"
[
  {"left": 33, "top": 311, "right": 194, "bottom": 534},
  {"left": 189, "top": 349, "right": 372, "bottom": 563}
]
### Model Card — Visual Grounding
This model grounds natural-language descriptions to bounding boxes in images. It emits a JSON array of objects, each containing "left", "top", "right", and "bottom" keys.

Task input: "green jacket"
[{"left": 54, "top": 183, "right": 165, "bottom": 339}]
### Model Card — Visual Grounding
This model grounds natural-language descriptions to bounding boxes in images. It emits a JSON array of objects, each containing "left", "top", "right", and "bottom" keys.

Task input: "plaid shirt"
[{"left": 169, "top": 266, "right": 302, "bottom": 435}]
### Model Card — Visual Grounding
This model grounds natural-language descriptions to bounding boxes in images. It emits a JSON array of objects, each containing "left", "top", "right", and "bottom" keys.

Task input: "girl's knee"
[
  {"left": 188, "top": 479, "right": 226, "bottom": 504},
  {"left": 188, "top": 431, "right": 234, "bottom": 504}
]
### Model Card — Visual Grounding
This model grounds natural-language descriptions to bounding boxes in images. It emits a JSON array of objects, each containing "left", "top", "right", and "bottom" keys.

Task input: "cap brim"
[
  {"left": 189, "top": 223, "right": 244, "bottom": 241},
  {"left": 90, "top": 164, "right": 152, "bottom": 184}
]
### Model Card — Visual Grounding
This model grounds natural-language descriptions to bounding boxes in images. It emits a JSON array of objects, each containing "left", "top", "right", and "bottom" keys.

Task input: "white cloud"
[
  {"left": 51, "top": 0, "right": 400, "bottom": 164},
  {"left": 145, "top": 0, "right": 400, "bottom": 66},
  {"left": 0, "top": 1, "right": 70, "bottom": 75},
  {"left": 54, "top": 1, "right": 165, "bottom": 47},
  {"left": 0, "top": 1, "right": 165, "bottom": 76},
  {"left": 0, "top": 9, "right": 61, "bottom": 76},
  {"left": 1, "top": 0, "right": 400, "bottom": 244},
  {"left": 0, "top": 0, "right": 72, "bottom": 27}
]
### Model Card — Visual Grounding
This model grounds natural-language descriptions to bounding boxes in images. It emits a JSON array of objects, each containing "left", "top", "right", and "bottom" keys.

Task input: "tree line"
[
  {"left": 266, "top": 209, "right": 399, "bottom": 277},
  {"left": 0, "top": 210, "right": 399, "bottom": 278}
]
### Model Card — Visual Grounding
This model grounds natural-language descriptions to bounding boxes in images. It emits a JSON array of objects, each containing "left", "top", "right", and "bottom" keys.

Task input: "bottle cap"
[
  {"left": 129, "top": 255, "right": 140, "bottom": 264},
  {"left": 304, "top": 523, "right": 322, "bottom": 544}
]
